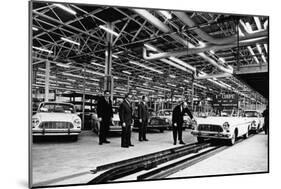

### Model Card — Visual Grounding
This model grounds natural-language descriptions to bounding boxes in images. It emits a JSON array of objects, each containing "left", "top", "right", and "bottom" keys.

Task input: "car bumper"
[
  {"left": 109, "top": 125, "right": 122, "bottom": 132},
  {"left": 191, "top": 130, "right": 232, "bottom": 139},
  {"left": 32, "top": 129, "right": 81, "bottom": 136}
]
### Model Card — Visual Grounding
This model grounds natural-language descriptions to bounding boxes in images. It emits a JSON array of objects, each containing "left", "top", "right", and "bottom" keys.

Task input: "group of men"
[{"left": 96, "top": 90, "right": 195, "bottom": 148}]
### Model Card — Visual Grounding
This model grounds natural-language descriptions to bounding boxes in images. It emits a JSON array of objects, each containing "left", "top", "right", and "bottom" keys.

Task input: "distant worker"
[
  {"left": 119, "top": 93, "right": 134, "bottom": 148},
  {"left": 262, "top": 105, "right": 269, "bottom": 135},
  {"left": 172, "top": 101, "right": 195, "bottom": 145},
  {"left": 97, "top": 90, "right": 113, "bottom": 145},
  {"left": 138, "top": 96, "right": 149, "bottom": 141}
]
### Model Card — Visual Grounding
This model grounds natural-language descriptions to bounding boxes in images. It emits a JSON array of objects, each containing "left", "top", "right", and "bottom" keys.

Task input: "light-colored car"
[
  {"left": 191, "top": 110, "right": 252, "bottom": 145},
  {"left": 157, "top": 109, "right": 193, "bottom": 129},
  {"left": 92, "top": 106, "right": 122, "bottom": 134},
  {"left": 32, "top": 102, "right": 82, "bottom": 140},
  {"left": 244, "top": 110, "right": 264, "bottom": 133}
]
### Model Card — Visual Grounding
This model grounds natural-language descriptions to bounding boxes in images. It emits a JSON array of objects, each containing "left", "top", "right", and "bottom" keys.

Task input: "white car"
[
  {"left": 191, "top": 110, "right": 252, "bottom": 145},
  {"left": 157, "top": 109, "right": 191, "bottom": 129},
  {"left": 244, "top": 110, "right": 264, "bottom": 133},
  {"left": 32, "top": 102, "right": 82, "bottom": 140}
]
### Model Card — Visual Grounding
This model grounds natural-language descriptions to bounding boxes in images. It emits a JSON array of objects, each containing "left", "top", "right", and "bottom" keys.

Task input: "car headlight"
[
  {"left": 165, "top": 118, "right": 169, "bottom": 123},
  {"left": 251, "top": 120, "right": 256, "bottom": 126},
  {"left": 223, "top": 122, "right": 230, "bottom": 130},
  {"left": 32, "top": 118, "right": 40, "bottom": 128},
  {"left": 74, "top": 118, "right": 81, "bottom": 126}
]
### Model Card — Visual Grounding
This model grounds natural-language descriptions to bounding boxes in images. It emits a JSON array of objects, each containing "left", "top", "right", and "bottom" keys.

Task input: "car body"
[
  {"left": 133, "top": 116, "right": 169, "bottom": 132},
  {"left": 32, "top": 102, "right": 82, "bottom": 140},
  {"left": 157, "top": 109, "right": 192, "bottom": 130},
  {"left": 244, "top": 110, "right": 264, "bottom": 133},
  {"left": 92, "top": 106, "right": 122, "bottom": 134},
  {"left": 191, "top": 110, "right": 252, "bottom": 145}
]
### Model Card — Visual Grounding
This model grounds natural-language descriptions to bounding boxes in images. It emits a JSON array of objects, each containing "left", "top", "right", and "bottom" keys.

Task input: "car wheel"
[{"left": 197, "top": 137, "right": 204, "bottom": 143}]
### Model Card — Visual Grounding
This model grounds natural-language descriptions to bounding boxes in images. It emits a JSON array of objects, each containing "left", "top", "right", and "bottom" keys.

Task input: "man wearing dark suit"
[
  {"left": 138, "top": 96, "right": 149, "bottom": 141},
  {"left": 97, "top": 90, "right": 113, "bottom": 145},
  {"left": 172, "top": 101, "right": 194, "bottom": 145},
  {"left": 119, "top": 93, "right": 134, "bottom": 148}
]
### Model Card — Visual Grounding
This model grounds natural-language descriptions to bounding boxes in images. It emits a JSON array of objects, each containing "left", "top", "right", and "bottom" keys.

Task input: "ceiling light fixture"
[
  {"left": 54, "top": 4, "right": 76, "bottom": 15},
  {"left": 99, "top": 25, "right": 120, "bottom": 37},
  {"left": 139, "top": 75, "right": 152, "bottom": 81},
  {"left": 61, "top": 37, "right": 80, "bottom": 46},
  {"left": 158, "top": 10, "right": 172, "bottom": 19},
  {"left": 144, "top": 43, "right": 158, "bottom": 51},
  {"left": 122, "top": 71, "right": 132, "bottom": 75},
  {"left": 169, "top": 74, "right": 176, "bottom": 78},
  {"left": 91, "top": 62, "right": 105, "bottom": 67},
  {"left": 129, "top": 60, "right": 163, "bottom": 74},
  {"left": 254, "top": 17, "right": 262, "bottom": 30},
  {"left": 32, "top": 46, "right": 53, "bottom": 54},
  {"left": 32, "top": 27, "right": 38, "bottom": 31}
]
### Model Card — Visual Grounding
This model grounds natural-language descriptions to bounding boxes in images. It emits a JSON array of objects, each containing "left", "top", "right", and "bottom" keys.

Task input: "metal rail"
[
  {"left": 88, "top": 142, "right": 211, "bottom": 184},
  {"left": 137, "top": 133, "right": 256, "bottom": 180}
]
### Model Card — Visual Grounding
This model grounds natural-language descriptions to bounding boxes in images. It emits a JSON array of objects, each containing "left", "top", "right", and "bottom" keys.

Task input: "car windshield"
[
  {"left": 39, "top": 103, "right": 75, "bottom": 113},
  {"left": 244, "top": 111, "right": 258, "bottom": 117}
]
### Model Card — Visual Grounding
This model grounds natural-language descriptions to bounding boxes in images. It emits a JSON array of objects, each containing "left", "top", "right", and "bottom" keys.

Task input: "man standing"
[
  {"left": 172, "top": 101, "right": 194, "bottom": 145},
  {"left": 97, "top": 90, "right": 113, "bottom": 145},
  {"left": 138, "top": 96, "right": 149, "bottom": 141},
  {"left": 262, "top": 105, "right": 269, "bottom": 135},
  {"left": 119, "top": 93, "right": 134, "bottom": 148}
]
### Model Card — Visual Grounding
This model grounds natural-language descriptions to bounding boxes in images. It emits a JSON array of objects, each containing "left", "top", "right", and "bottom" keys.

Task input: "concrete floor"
[
  {"left": 31, "top": 130, "right": 268, "bottom": 187},
  {"left": 168, "top": 132, "right": 268, "bottom": 178},
  {"left": 32, "top": 129, "right": 196, "bottom": 187}
]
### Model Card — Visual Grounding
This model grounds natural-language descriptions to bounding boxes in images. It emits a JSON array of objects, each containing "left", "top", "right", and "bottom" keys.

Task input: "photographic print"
[{"left": 29, "top": 1, "right": 269, "bottom": 188}]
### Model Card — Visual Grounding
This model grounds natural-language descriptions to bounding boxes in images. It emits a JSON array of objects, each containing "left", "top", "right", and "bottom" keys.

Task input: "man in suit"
[
  {"left": 262, "top": 105, "right": 269, "bottom": 135},
  {"left": 138, "top": 96, "right": 149, "bottom": 141},
  {"left": 172, "top": 101, "right": 195, "bottom": 145},
  {"left": 119, "top": 93, "right": 134, "bottom": 148},
  {"left": 97, "top": 90, "right": 113, "bottom": 145}
]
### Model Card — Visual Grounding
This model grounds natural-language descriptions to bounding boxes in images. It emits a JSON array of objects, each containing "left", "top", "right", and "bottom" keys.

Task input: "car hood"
[
  {"left": 33, "top": 112, "right": 79, "bottom": 122},
  {"left": 196, "top": 116, "right": 249, "bottom": 125}
]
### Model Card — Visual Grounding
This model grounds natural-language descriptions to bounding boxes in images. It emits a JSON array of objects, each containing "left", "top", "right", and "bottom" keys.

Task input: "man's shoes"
[
  {"left": 129, "top": 144, "right": 134, "bottom": 147},
  {"left": 179, "top": 141, "right": 185, "bottom": 145},
  {"left": 173, "top": 141, "right": 177, "bottom": 145},
  {"left": 144, "top": 139, "right": 149, "bottom": 141},
  {"left": 139, "top": 139, "right": 143, "bottom": 142},
  {"left": 104, "top": 140, "right": 110, "bottom": 143},
  {"left": 121, "top": 146, "right": 129, "bottom": 148},
  {"left": 99, "top": 142, "right": 103, "bottom": 145}
]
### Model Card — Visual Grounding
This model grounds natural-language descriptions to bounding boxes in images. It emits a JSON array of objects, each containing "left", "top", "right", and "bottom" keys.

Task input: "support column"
[
  {"left": 44, "top": 60, "right": 50, "bottom": 102},
  {"left": 127, "top": 76, "right": 130, "bottom": 92},
  {"left": 82, "top": 64, "right": 86, "bottom": 130},
  {"left": 104, "top": 22, "right": 114, "bottom": 101},
  {"left": 191, "top": 77, "right": 195, "bottom": 111}
]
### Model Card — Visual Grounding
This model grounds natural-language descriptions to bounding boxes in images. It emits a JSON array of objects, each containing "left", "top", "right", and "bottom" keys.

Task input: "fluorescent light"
[
  {"left": 56, "top": 63, "right": 70, "bottom": 68},
  {"left": 261, "top": 54, "right": 267, "bottom": 63},
  {"left": 264, "top": 44, "right": 268, "bottom": 53},
  {"left": 247, "top": 46, "right": 259, "bottom": 64},
  {"left": 85, "top": 69, "right": 105, "bottom": 77},
  {"left": 245, "top": 22, "right": 253, "bottom": 32},
  {"left": 154, "top": 86, "right": 170, "bottom": 91},
  {"left": 139, "top": 75, "right": 152, "bottom": 81},
  {"left": 99, "top": 25, "right": 120, "bottom": 37},
  {"left": 112, "top": 54, "right": 119, "bottom": 59},
  {"left": 209, "top": 50, "right": 215, "bottom": 54},
  {"left": 183, "top": 79, "right": 190, "bottom": 83},
  {"left": 194, "top": 83, "right": 207, "bottom": 89},
  {"left": 256, "top": 44, "right": 262, "bottom": 54},
  {"left": 37, "top": 73, "right": 56, "bottom": 79},
  {"left": 144, "top": 44, "right": 158, "bottom": 51},
  {"left": 91, "top": 62, "right": 105, "bottom": 67},
  {"left": 86, "top": 82, "right": 99, "bottom": 86},
  {"left": 66, "top": 78, "right": 76, "bottom": 82},
  {"left": 61, "top": 37, "right": 80, "bottom": 46},
  {"left": 115, "top": 87, "right": 127, "bottom": 91},
  {"left": 32, "top": 46, "right": 53, "bottom": 54},
  {"left": 169, "top": 74, "right": 176, "bottom": 78},
  {"left": 238, "top": 27, "right": 245, "bottom": 37},
  {"left": 129, "top": 61, "right": 163, "bottom": 74},
  {"left": 32, "top": 27, "right": 38, "bottom": 31},
  {"left": 160, "top": 59, "right": 188, "bottom": 72},
  {"left": 254, "top": 17, "right": 262, "bottom": 30},
  {"left": 169, "top": 57, "right": 196, "bottom": 72},
  {"left": 263, "top": 20, "right": 268, "bottom": 29},
  {"left": 167, "top": 83, "right": 176, "bottom": 87},
  {"left": 198, "top": 41, "right": 206, "bottom": 47},
  {"left": 158, "top": 10, "right": 172, "bottom": 19},
  {"left": 54, "top": 4, "right": 76, "bottom": 15},
  {"left": 218, "top": 57, "right": 225, "bottom": 63},
  {"left": 122, "top": 71, "right": 132, "bottom": 75},
  {"left": 136, "top": 87, "right": 154, "bottom": 92},
  {"left": 62, "top": 72, "right": 84, "bottom": 79}
]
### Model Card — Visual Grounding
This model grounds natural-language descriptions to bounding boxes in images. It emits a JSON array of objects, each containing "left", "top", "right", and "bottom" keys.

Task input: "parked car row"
[{"left": 32, "top": 102, "right": 265, "bottom": 144}]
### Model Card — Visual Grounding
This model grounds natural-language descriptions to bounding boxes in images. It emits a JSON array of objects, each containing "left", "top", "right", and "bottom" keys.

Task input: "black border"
[{"left": 29, "top": 0, "right": 270, "bottom": 188}]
